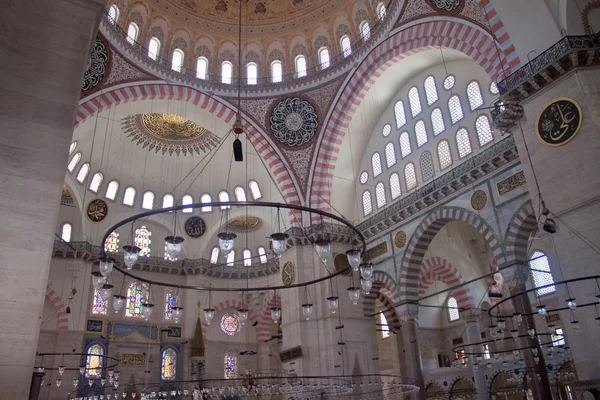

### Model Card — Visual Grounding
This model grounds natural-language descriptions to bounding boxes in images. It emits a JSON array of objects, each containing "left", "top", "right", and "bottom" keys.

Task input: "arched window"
[
  {"left": 234, "top": 186, "right": 247, "bottom": 201},
  {"left": 456, "top": 128, "right": 472, "bottom": 159},
  {"left": 182, "top": 194, "right": 193, "bottom": 213},
  {"left": 243, "top": 249, "right": 252, "bottom": 266},
  {"left": 295, "top": 55, "right": 307, "bottom": 78},
  {"left": 210, "top": 247, "right": 220, "bottom": 264},
  {"left": 165, "top": 289, "right": 177, "bottom": 320},
  {"left": 162, "top": 194, "right": 174, "bottom": 209},
  {"left": 437, "top": 140, "right": 452, "bottom": 170},
  {"left": 249, "top": 180, "right": 262, "bottom": 200},
  {"left": 362, "top": 191, "right": 373, "bottom": 216},
  {"left": 415, "top": 120, "right": 428, "bottom": 147},
  {"left": 385, "top": 142, "right": 396, "bottom": 168},
  {"left": 382, "top": 123, "right": 391, "bottom": 137},
  {"left": 201, "top": 194, "right": 212, "bottom": 212},
  {"left": 148, "top": 37, "right": 160, "bottom": 60},
  {"left": 271, "top": 60, "right": 282, "bottom": 83},
  {"left": 69, "top": 141, "right": 77, "bottom": 155},
  {"left": 105, "top": 180, "right": 119, "bottom": 200},
  {"left": 420, "top": 151, "right": 435, "bottom": 181},
  {"left": 448, "top": 297, "right": 460, "bottom": 321},
  {"left": 221, "top": 61, "right": 233, "bottom": 84},
  {"left": 89, "top": 172, "right": 103, "bottom": 193},
  {"left": 61, "top": 223, "right": 72, "bottom": 242},
  {"left": 399, "top": 132, "right": 412, "bottom": 158},
  {"left": 379, "top": 312, "right": 390, "bottom": 338},
  {"left": 424, "top": 76, "right": 438, "bottom": 106},
  {"left": 408, "top": 87, "right": 422, "bottom": 117},
  {"left": 466, "top": 81, "right": 484, "bottom": 111},
  {"left": 142, "top": 191, "right": 154, "bottom": 210},
  {"left": 404, "top": 163, "right": 417, "bottom": 190},
  {"left": 359, "top": 21, "right": 371, "bottom": 40},
  {"left": 448, "top": 95, "right": 464, "bottom": 124},
  {"left": 377, "top": 2, "right": 387, "bottom": 19},
  {"left": 67, "top": 152, "right": 81, "bottom": 172},
  {"left": 318, "top": 47, "right": 330, "bottom": 69},
  {"left": 530, "top": 251, "right": 556, "bottom": 295},
  {"left": 475, "top": 115, "right": 494, "bottom": 147},
  {"left": 246, "top": 62, "right": 258, "bottom": 85},
  {"left": 431, "top": 108, "right": 445, "bottom": 136},
  {"left": 394, "top": 101, "right": 406, "bottom": 129},
  {"left": 375, "top": 182, "right": 386, "bottom": 209},
  {"left": 389, "top": 173, "right": 401, "bottom": 200},
  {"left": 489, "top": 81, "right": 499, "bottom": 95},
  {"left": 164, "top": 241, "right": 177, "bottom": 261},
  {"left": 107, "top": 4, "right": 119, "bottom": 24},
  {"left": 196, "top": 57, "right": 208, "bottom": 79},
  {"left": 371, "top": 153, "right": 382, "bottom": 177},
  {"left": 171, "top": 49, "right": 184, "bottom": 72},
  {"left": 126, "top": 22, "right": 139, "bottom": 45},
  {"left": 258, "top": 247, "right": 267, "bottom": 263},
  {"left": 224, "top": 352, "right": 238, "bottom": 379},
  {"left": 161, "top": 348, "right": 177, "bottom": 380},
  {"left": 443, "top": 75, "right": 455, "bottom": 90},
  {"left": 92, "top": 289, "right": 107, "bottom": 315},
  {"left": 85, "top": 344, "right": 104, "bottom": 378},
  {"left": 125, "top": 282, "right": 149, "bottom": 318},
  {"left": 340, "top": 35, "right": 352, "bottom": 57},
  {"left": 134, "top": 226, "right": 151, "bottom": 257},
  {"left": 219, "top": 191, "right": 230, "bottom": 210},
  {"left": 104, "top": 231, "right": 119, "bottom": 253},
  {"left": 123, "top": 187, "right": 136, "bottom": 206},
  {"left": 226, "top": 250, "right": 235, "bottom": 266},
  {"left": 76, "top": 163, "right": 90, "bottom": 183}
]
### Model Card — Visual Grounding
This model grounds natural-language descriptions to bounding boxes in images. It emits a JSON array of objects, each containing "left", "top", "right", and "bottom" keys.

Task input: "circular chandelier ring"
[
  {"left": 34, "top": 352, "right": 120, "bottom": 372},
  {"left": 452, "top": 333, "right": 561, "bottom": 356}
]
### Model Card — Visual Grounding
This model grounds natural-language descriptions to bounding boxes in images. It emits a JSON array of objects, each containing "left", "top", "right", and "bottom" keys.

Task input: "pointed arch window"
[
  {"left": 201, "top": 194, "right": 212, "bottom": 212},
  {"left": 530, "top": 251, "right": 556, "bottom": 296},
  {"left": 76, "top": 163, "right": 90, "bottom": 183},
  {"left": 67, "top": 152, "right": 81, "bottom": 173},
  {"left": 142, "top": 191, "right": 155, "bottom": 210},
  {"left": 431, "top": 108, "right": 445, "bottom": 136},
  {"left": 125, "top": 282, "right": 149, "bottom": 318},
  {"left": 249, "top": 180, "right": 262, "bottom": 200},
  {"left": 243, "top": 249, "right": 252, "bottom": 266},
  {"left": 408, "top": 87, "right": 422, "bottom": 117},
  {"left": 171, "top": 49, "right": 184, "bottom": 72},
  {"left": 162, "top": 194, "right": 174, "bottom": 209},
  {"left": 226, "top": 250, "right": 235, "bottom": 266},
  {"left": 375, "top": 182, "right": 386, "bottom": 209},
  {"left": 405, "top": 163, "right": 417, "bottom": 191},
  {"left": 318, "top": 47, "right": 330, "bottom": 69},
  {"left": 389, "top": 173, "right": 401, "bottom": 200},
  {"left": 126, "top": 22, "right": 139, "bottom": 45},
  {"left": 219, "top": 191, "right": 230, "bottom": 210},
  {"left": 360, "top": 21, "right": 371, "bottom": 40},
  {"left": 221, "top": 61, "right": 233, "bottom": 84},
  {"left": 89, "top": 172, "right": 103, "bottom": 193},
  {"left": 165, "top": 289, "right": 177, "bottom": 320},
  {"left": 148, "top": 37, "right": 160, "bottom": 60},
  {"left": 271, "top": 60, "right": 282, "bottom": 83},
  {"left": 394, "top": 101, "right": 406, "bottom": 129},
  {"left": 224, "top": 352, "right": 238, "bottom": 379},
  {"left": 246, "top": 62, "right": 258, "bottom": 85},
  {"left": 415, "top": 120, "right": 428, "bottom": 148},
  {"left": 85, "top": 344, "right": 104, "bottom": 378},
  {"left": 448, "top": 95, "right": 464, "bottom": 124},
  {"left": 340, "top": 35, "right": 352, "bottom": 57},
  {"left": 420, "top": 151, "right": 435, "bottom": 182},
  {"left": 196, "top": 57, "right": 208, "bottom": 80},
  {"left": 234, "top": 186, "right": 247, "bottom": 202},
  {"left": 456, "top": 128, "right": 472, "bottom": 159},
  {"left": 123, "top": 187, "right": 136, "bottom": 206},
  {"left": 107, "top": 4, "right": 119, "bottom": 24},
  {"left": 210, "top": 247, "right": 220, "bottom": 264},
  {"left": 61, "top": 223, "right": 72, "bottom": 242},
  {"left": 134, "top": 226, "right": 151, "bottom": 257},
  {"left": 475, "top": 115, "right": 494, "bottom": 147},
  {"left": 385, "top": 142, "right": 396, "bottom": 168},
  {"left": 378, "top": 312, "right": 390, "bottom": 338},
  {"left": 182, "top": 194, "right": 193, "bottom": 213},
  {"left": 467, "top": 81, "right": 484, "bottom": 111},
  {"left": 399, "top": 132, "right": 412, "bottom": 158},
  {"left": 448, "top": 297, "right": 460, "bottom": 321},
  {"left": 161, "top": 348, "right": 177, "bottom": 380},
  {"left": 424, "top": 76, "right": 438, "bottom": 105},
  {"left": 362, "top": 191, "right": 373, "bottom": 216},
  {"left": 377, "top": 2, "right": 387, "bottom": 19},
  {"left": 104, "top": 231, "right": 119, "bottom": 253},
  {"left": 92, "top": 288, "right": 107, "bottom": 315},
  {"left": 258, "top": 247, "right": 267, "bottom": 263},
  {"left": 105, "top": 180, "right": 119, "bottom": 201},
  {"left": 295, "top": 55, "right": 307, "bottom": 78},
  {"left": 437, "top": 140, "right": 452, "bottom": 170},
  {"left": 371, "top": 153, "right": 382, "bottom": 177},
  {"left": 69, "top": 141, "right": 77, "bottom": 155}
]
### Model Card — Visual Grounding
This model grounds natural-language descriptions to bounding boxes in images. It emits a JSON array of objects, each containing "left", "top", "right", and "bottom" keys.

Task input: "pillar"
[
  {"left": 397, "top": 305, "right": 425, "bottom": 400},
  {"left": 464, "top": 311, "right": 488, "bottom": 400},
  {"left": 0, "top": 0, "right": 105, "bottom": 396}
]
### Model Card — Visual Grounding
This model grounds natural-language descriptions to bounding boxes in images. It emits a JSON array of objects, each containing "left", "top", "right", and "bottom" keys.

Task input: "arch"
[
  {"left": 257, "top": 294, "right": 281, "bottom": 343},
  {"left": 399, "top": 206, "right": 506, "bottom": 303},
  {"left": 418, "top": 256, "right": 475, "bottom": 310},
  {"left": 362, "top": 271, "right": 400, "bottom": 330},
  {"left": 503, "top": 199, "right": 537, "bottom": 263},
  {"left": 45, "top": 286, "right": 68, "bottom": 331},
  {"left": 310, "top": 19, "right": 520, "bottom": 213}
]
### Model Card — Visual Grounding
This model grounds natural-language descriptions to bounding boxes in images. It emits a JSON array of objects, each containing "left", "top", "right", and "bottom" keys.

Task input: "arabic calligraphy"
[
  {"left": 536, "top": 98, "right": 582, "bottom": 146},
  {"left": 184, "top": 216, "right": 206, "bottom": 238},
  {"left": 426, "top": 0, "right": 463, "bottom": 14},
  {"left": 87, "top": 199, "right": 108, "bottom": 222}
]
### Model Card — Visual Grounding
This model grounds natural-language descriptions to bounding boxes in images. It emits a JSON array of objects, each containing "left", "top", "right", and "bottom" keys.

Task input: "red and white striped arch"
[
  {"left": 418, "top": 257, "right": 476, "bottom": 310},
  {"left": 257, "top": 294, "right": 281, "bottom": 343},
  {"left": 46, "top": 286, "right": 69, "bottom": 331},
  {"left": 76, "top": 84, "right": 303, "bottom": 224},
  {"left": 308, "top": 19, "right": 520, "bottom": 216},
  {"left": 200, "top": 299, "right": 261, "bottom": 339}
]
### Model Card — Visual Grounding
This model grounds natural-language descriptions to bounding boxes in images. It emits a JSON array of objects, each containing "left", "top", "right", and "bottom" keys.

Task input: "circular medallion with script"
[
  {"left": 536, "top": 97, "right": 582, "bottom": 146},
  {"left": 184, "top": 216, "right": 206, "bottom": 238}
]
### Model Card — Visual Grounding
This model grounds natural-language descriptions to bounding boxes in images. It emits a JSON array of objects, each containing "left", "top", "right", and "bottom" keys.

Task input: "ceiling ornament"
[
  {"left": 184, "top": 216, "right": 207, "bottom": 238},
  {"left": 425, "top": 0, "right": 463, "bottom": 14},
  {"left": 394, "top": 231, "right": 407, "bottom": 249},
  {"left": 470, "top": 190, "right": 488, "bottom": 211},
  {"left": 270, "top": 98, "right": 318, "bottom": 147},
  {"left": 121, "top": 114, "right": 220, "bottom": 156},
  {"left": 87, "top": 199, "right": 109, "bottom": 223},
  {"left": 61, "top": 185, "right": 74, "bottom": 206},
  {"left": 81, "top": 36, "right": 110, "bottom": 93},
  {"left": 226, "top": 216, "right": 262, "bottom": 233}
]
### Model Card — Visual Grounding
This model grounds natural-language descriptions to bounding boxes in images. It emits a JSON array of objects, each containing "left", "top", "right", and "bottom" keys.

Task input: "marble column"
[
  {"left": 464, "top": 311, "right": 488, "bottom": 400},
  {"left": 0, "top": 0, "right": 105, "bottom": 397},
  {"left": 397, "top": 305, "right": 425, "bottom": 400}
]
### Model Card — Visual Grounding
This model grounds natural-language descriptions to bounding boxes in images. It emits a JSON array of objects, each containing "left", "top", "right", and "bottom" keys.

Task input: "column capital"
[{"left": 395, "top": 304, "right": 419, "bottom": 321}]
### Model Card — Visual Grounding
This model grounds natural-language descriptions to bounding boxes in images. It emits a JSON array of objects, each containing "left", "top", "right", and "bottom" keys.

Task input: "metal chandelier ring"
[{"left": 99, "top": 201, "right": 366, "bottom": 292}]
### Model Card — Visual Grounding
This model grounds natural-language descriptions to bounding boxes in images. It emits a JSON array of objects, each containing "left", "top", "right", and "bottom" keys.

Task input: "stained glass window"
[
  {"left": 85, "top": 344, "right": 104, "bottom": 378},
  {"left": 134, "top": 226, "right": 151, "bottom": 257},
  {"left": 448, "top": 297, "right": 460, "bottom": 321},
  {"left": 226, "top": 250, "right": 235, "bottom": 266},
  {"left": 161, "top": 348, "right": 177, "bottom": 380},
  {"left": 220, "top": 314, "right": 242, "bottom": 336},
  {"left": 165, "top": 289, "right": 177, "bottom": 320},
  {"left": 224, "top": 352, "right": 238, "bottom": 379},
  {"left": 530, "top": 251, "right": 556, "bottom": 296},
  {"left": 490, "top": 81, "right": 499, "bottom": 95},
  {"left": 104, "top": 231, "right": 119, "bottom": 253},
  {"left": 92, "top": 289, "right": 107, "bottom": 315},
  {"left": 125, "top": 282, "right": 149, "bottom": 318}
]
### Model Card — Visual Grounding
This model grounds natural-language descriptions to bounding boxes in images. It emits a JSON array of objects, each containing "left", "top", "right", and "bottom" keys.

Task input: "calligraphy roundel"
[
  {"left": 184, "top": 216, "right": 206, "bottom": 238},
  {"left": 536, "top": 97, "right": 582, "bottom": 146},
  {"left": 270, "top": 97, "right": 318, "bottom": 147},
  {"left": 82, "top": 36, "right": 110, "bottom": 93},
  {"left": 425, "top": 0, "right": 464, "bottom": 15},
  {"left": 87, "top": 199, "right": 108, "bottom": 222}
]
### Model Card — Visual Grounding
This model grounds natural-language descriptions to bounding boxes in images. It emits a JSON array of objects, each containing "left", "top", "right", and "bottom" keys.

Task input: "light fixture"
[
  {"left": 537, "top": 305, "right": 547, "bottom": 316},
  {"left": 528, "top": 329, "right": 536, "bottom": 338},
  {"left": 204, "top": 308, "right": 216, "bottom": 324},
  {"left": 113, "top": 295, "right": 126, "bottom": 313},
  {"left": 58, "top": 365, "right": 65, "bottom": 376},
  {"left": 360, "top": 278, "right": 372, "bottom": 294},
  {"left": 171, "top": 306, "right": 183, "bottom": 323},
  {"left": 512, "top": 312, "right": 523, "bottom": 326},
  {"left": 302, "top": 303, "right": 314, "bottom": 320},
  {"left": 510, "top": 329, "right": 519, "bottom": 340},
  {"left": 566, "top": 298, "right": 577, "bottom": 310},
  {"left": 56, "top": 379, "right": 62, "bottom": 388},
  {"left": 79, "top": 366, "right": 85, "bottom": 375},
  {"left": 327, "top": 296, "right": 339, "bottom": 314},
  {"left": 165, "top": 236, "right": 184, "bottom": 259},
  {"left": 314, "top": 239, "right": 331, "bottom": 263},
  {"left": 359, "top": 263, "right": 373, "bottom": 280},
  {"left": 142, "top": 303, "right": 154, "bottom": 320},
  {"left": 270, "top": 233, "right": 288, "bottom": 257},
  {"left": 122, "top": 245, "right": 141, "bottom": 270},
  {"left": 270, "top": 307, "right": 281, "bottom": 323},
  {"left": 346, "top": 249, "right": 361, "bottom": 272},
  {"left": 217, "top": 232, "right": 236, "bottom": 257},
  {"left": 237, "top": 308, "right": 249, "bottom": 325},
  {"left": 99, "top": 257, "right": 114, "bottom": 277},
  {"left": 98, "top": 284, "right": 114, "bottom": 301},
  {"left": 73, "top": 379, "right": 78, "bottom": 388},
  {"left": 347, "top": 287, "right": 360, "bottom": 305},
  {"left": 91, "top": 272, "right": 107, "bottom": 290}
]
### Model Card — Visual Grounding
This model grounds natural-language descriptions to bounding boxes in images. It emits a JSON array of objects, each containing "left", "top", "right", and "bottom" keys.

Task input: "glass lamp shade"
[
  {"left": 347, "top": 287, "right": 360, "bottom": 305},
  {"left": 360, "top": 278, "right": 373, "bottom": 294},
  {"left": 114, "top": 371, "right": 120, "bottom": 380},
  {"left": 510, "top": 329, "right": 519, "bottom": 340},
  {"left": 99, "top": 257, "right": 115, "bottom": 277},
  {"left": 58, "top": 365, "right": 65, "bottom": 376},
  {"left": 92, "top": 272, "right": 107, "bottom": 290},
  {"left": 122, "top": 245, "right": 141, "bottom": 270},
  {"left": 204, "top": 308, "right": 216, "bottom": 324},
  {"left": 345, "top": 249, "right": 362, "bottom": 272},
  {"left": 56, "top": 379, "right": 62, "bottom": 388},
  {"left": 270, "top": 233, "right": 289, "bottom": 257},
  {"left": 301, "top": 303, "right": 313, "bottom": 320},
  {"left": 237, "top": 308, "right": 249, "bottom": 325},
  {"left": 141, "top": 303, "right": 154, "bottom": 320},
  {"left": 79, "top": 366, "right": 85, "bottom": 375},
  {"left": 113, "top": 295, "right": 126, "bottom": 313},
  {"left": 497, "top": 319, "right": 506, "bottom": 330},
  {"left": 512, "top": 312, "right": 523, "bottom": 326},
  {"left": 359, "top": 263, "right": 373, "bottom": 280},
  {"left": 98, "top": 284, "right": 114, "bottom": 301},
  {"left": 314, "top": 239, "right": 331, "bottom": 262},
  {"left": 527, "top": 329, "right": 536, "bottom": 338},
  {"left": 217, "top": 232, "right": 237, "bottom": 256},
  {"left": 327, "top": 296, "right": 339, "bottom": 314},
  {"left": 164, "top": 236, "right": 184, "bottom": 259},
  {"left": 566, "top": 298, "right": 577, "bottom": 310},
  {"left": 72, "top": 379, "right": 78, "bottom": 388},
  {"left": 171, "top": 306, "right": 183, "bottom": 323},
  {"left": 270, "top": 307, "right": 281, "bottom": 323},
  {"left": 537, "top": 305, "right": 548, "bottom": 316}
]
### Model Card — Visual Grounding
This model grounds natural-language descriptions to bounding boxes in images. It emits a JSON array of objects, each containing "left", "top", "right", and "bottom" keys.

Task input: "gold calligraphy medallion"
[
  {"left": 87, "top": 199, "right": 108, "bottom": 222},
  {"left": 536, "top": 97, "right": 582, "bottom": 146}
]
